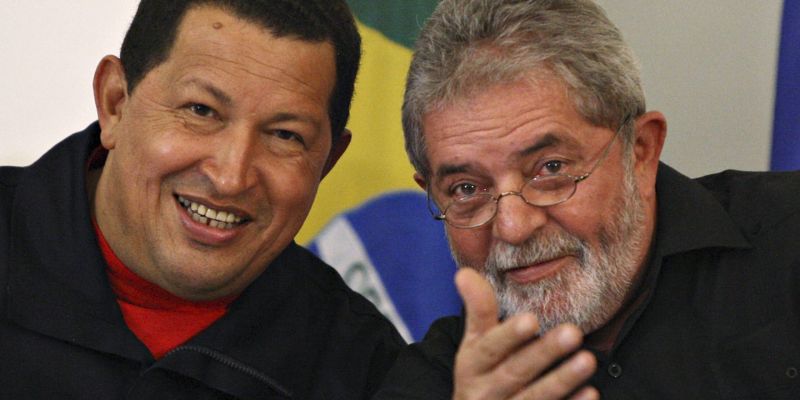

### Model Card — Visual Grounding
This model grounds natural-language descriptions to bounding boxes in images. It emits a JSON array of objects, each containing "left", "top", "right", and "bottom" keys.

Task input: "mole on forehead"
[{"left": 213, "top": 22, "right": 223, "bottom": 29}]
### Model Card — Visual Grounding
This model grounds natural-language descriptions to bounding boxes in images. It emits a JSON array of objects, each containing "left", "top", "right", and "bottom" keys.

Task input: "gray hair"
[{"left": 404, "top": 0, "right": 646, "bottom": 180}]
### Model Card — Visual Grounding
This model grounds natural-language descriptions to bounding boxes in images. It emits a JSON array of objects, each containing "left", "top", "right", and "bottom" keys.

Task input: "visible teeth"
[{"left": 177, "top": 195, "right": 246, "bottom": 230}]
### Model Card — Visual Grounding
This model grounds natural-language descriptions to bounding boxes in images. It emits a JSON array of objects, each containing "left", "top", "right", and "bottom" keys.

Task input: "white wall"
[
  {"left": 0, "top": 1, "right": 784, "bottom": 177},
  {"left": 597, "top": 0, "right": 783, "bottom": 176},
  {"left": 0, "top": 1, "right": 140, "bottom": 166}
]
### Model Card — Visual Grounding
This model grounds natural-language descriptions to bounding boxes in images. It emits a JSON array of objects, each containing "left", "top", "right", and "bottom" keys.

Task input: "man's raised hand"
[{"left": 452, "top": 268, "right": 599, "bottom": 400}]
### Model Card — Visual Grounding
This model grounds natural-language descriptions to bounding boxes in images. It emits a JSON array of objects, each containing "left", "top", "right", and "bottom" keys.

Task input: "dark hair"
[{"left": 120, "top": 0, "right": 361, "bottom": 138}]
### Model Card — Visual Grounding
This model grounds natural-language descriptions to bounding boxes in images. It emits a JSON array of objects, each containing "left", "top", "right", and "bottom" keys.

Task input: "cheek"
[
  {"left": 123, "top": 125, "right": 208, "bottom": 179},
  {"left": 262, "top": 160, "right": 321, "bottom": 212},
  {"left": 446, "top": 227, "right": 492, "bottom": 268},
  {"left": 547, "top": 192, "right": 609, "bottom": 242}
]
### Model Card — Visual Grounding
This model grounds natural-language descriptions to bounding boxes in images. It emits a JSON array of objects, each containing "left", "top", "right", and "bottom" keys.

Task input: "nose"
[
  {"left": 201, "top": 126, "right": 258, "bottom": 196},
  {"left": 491, "top": 192, "right": 547, "bottom": 246}
]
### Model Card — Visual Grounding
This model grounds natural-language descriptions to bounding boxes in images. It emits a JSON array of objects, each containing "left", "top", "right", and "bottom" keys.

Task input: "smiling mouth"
[
  {"left": 177, "top": 195, "right": 247, "bottom": 230},
  {"left": 511, "top": 257, "right": 560, "bottom": 270},
  {"left": 502, "top": 254, "right": 576, "bottom": 284}
]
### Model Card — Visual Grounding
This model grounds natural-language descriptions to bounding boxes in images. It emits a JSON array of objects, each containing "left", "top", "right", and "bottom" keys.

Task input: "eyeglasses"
[{"left": 428, "top": 116, "right": 630, "bottom": 229}]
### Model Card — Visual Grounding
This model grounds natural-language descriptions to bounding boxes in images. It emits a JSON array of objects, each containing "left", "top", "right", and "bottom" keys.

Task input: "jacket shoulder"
[
  {"left": 273, "top": 243, "right": 406, "bottom": 396},
  {"left": 0, "top": 166, "right": 23, "bottom": 309},
  {"left": 288, "top": 242, "right": 390, "bottom": 315},
  {"left": 695, "top": 169, "right": 800, "bottom": 232},
  {"left": 373, "top": 316, "right": 463, "bottom": 400},
  {"left": 0, "top": 165, "right": 23, "bottom": 197}
]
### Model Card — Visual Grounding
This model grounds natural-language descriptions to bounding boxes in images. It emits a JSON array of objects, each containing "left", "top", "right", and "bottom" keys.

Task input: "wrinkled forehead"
[
  {"left": 421, "top": 79, "right": 607, "bottom": 184},
  {"left": 425, "top": 61, "right": 560, "bottom": 116},
  {"left": 168, "top": 6, "right": 336, "bottom": 98}
]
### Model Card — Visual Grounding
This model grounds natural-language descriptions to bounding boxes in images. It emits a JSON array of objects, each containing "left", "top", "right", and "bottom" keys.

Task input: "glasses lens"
[
  {"left": 523, "top": 175, "right": 577, "bottom": 206},
  {"left": 446, "top": 193, "right": 496, "bottom": 228}
]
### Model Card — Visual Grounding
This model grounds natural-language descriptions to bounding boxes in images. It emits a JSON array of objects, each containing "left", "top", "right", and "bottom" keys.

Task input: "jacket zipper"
[{"left": 162, "top": 344, "right": 293, "bottom": 398}]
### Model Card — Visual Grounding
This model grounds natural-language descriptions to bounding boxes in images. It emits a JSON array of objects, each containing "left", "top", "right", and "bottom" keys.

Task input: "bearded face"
[{"left": 450, "top": 154, "right": 647, "bottom": 334}]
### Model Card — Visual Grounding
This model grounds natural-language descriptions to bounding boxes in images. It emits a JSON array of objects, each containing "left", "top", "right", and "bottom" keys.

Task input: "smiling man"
[
  {"left": 0, "top": 1, "right": 403, "bottom": 398},
  {"left": 374, "top": 0, "right": 800, "bottom": 399}
]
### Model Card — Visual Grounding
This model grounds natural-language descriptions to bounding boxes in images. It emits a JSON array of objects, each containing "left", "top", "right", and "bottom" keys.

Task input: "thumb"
[{"left": 455, "top": 267, "right": 499, "bottom": 339}]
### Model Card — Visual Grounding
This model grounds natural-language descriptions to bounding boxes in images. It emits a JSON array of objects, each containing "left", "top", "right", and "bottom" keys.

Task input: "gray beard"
[{"left": 449, "top": 163, "right": 647, "bottom": 334}]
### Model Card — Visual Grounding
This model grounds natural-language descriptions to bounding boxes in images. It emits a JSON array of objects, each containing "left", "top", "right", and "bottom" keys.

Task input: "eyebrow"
[
  {"left": 520, "top": 133, "right": 563, "bottom": 157},
  {"left": 266, "top": 112, "right": 321, "bottom": 131},
  {"left": 182, "top": 78, "right": 321, "bottom": 130},
  {"left": 183, "top": 78, "right": 233, "bottom": 107},
  {"left": 433, "top": 132, "right": 568, "bottom": 181}
]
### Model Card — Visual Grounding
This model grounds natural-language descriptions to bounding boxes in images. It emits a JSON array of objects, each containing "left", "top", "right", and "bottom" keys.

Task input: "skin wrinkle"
[
  {"left": 158, "top": 57, "right": 331, "bottom": 160},
  {"left": 170, "top": 77, "right": 325, "bottom": 148},
  {"left": 182, "top": 78, "right": 234, "bottom": 107},
  {"left": 431, "top": 134, "right": 587, "bottom": 197},
  {"left": 179, "top": 22, "right": 329, "bottom": 98},
  {"left": 178, "top": 54, "right": 328, "bottom": 105},
  {"left": 429, "top": 97, "right": 581, "bottom": 165},
  {"left": 173, "top": 11, "right": 331, "bottom": 105},
  {"left": 432, "top": 134, "right": 582, "bottom": 188}
]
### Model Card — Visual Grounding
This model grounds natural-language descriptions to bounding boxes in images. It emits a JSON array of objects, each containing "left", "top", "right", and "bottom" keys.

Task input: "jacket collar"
[
  {"left": 595, "top": 163, "right": 752, "bottom": 355},
  {"left": 6, "top": 123, "right": 150, "bottom": 359},
  {"left": 653, "top": 163, "right": 751, "bottom": 259}
]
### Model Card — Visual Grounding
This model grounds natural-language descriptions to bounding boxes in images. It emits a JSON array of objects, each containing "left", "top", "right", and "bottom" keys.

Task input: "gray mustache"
[{"left": 486, "top": 231, "right": 586, "bottom": 272}]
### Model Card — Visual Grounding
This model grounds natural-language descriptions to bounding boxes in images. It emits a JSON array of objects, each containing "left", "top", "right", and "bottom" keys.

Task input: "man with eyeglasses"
[{"left": 374, "top": 0, "right": 800, "bottom": 399}]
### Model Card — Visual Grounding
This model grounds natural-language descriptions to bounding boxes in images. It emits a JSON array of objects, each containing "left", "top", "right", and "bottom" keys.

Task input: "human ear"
[
  {"left": 93, "top": 55, "right": 129, "bottom": 150},
  {"left": 413, "top": 172, "right": 428, "bottom": 191},
  {"left": 321, "top": 128, "right": 352, "bottom": 179},
  {"left": 632, "top": 111, "right": 667, "bottom": 199}
]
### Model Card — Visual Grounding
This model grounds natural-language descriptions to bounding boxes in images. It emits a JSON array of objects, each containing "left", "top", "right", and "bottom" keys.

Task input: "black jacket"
[
  {"left": 374, "top": 164, "right": 800, "bottom": 399},
  {"left": 0, "top": 123, "right": 405, "bottom": 399}
]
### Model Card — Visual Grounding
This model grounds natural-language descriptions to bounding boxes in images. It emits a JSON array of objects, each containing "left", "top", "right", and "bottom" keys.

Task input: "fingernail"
[
  {"left": 572, "top": 353, "right": 592, "bottom": 374},
  {"left": 571, "top": 351, "right": 597, "bottom": 378},
  {"left": 515, "top": 314, "right": 537, "bottom": 335},
  {"left": 558, "top": 326, "right": 581, "bottom": 349},
  {"left": 574, "top": 386, "right": 599, "bottom": 400}
]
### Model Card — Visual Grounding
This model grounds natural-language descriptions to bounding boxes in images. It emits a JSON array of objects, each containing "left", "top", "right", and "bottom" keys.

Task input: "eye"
[
  {"left": 187, "top": 103, "right": 217, "bottom": 119},
  {"left": 451, "top": 182, "right": 479, "bottom": 198},
  {"left": 272, "top": 129, "right": 306, "bottom": 145},
  {"left": 540, "top": 160, "right": 564, "bottom": 175}
]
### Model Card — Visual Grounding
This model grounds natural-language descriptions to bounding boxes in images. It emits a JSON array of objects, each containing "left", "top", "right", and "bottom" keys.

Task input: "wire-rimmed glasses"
[{"left": 428, "top": 116, "right": 630, "bottom": 229}]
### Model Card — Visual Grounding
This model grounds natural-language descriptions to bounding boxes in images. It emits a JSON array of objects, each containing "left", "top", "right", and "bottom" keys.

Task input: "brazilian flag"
[{"left": 302, "top": 1, "right": 462, "bottom": 342}]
